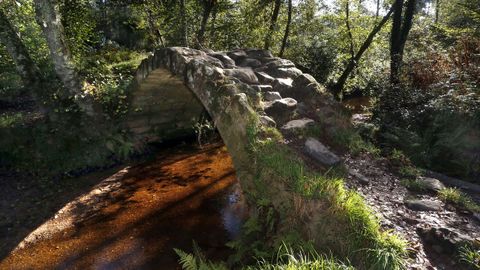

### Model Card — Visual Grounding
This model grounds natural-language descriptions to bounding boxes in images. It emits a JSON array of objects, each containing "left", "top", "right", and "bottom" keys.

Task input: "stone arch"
[{"left": 125, "top": 47, "right": 340, "bottom": 190}]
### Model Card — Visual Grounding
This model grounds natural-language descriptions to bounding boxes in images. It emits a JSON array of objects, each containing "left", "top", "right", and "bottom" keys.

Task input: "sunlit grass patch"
[
  {"left": 459, "top": 245, "right": 480, "bottom": 269},
  {"left": 0, "top": 112, "right": 24, "bottom": 128},
  {"left": 438, "top": 188, "right": 480, "bottom": 213},
  {"left": 247, "top": 124, "right": 408, "bottom": 269}
]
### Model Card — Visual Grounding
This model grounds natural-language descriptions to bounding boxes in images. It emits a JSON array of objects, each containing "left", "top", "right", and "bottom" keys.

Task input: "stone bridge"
[
  {"left": 125, "top": 47, "right": 342, "bottom": 179},
  {"left": 122, "top": 47, "right": 360, "bottom": 264}
]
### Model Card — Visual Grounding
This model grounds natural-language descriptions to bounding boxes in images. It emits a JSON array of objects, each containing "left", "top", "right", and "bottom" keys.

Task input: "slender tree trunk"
[
  {"left": 332, "top": 4, "right": 395, "bottom": 98},
  {"left": 180, "top": 0, "right": 188, "bottom": 47},
  {"left": 376, "top": 0, "right": 381, "bottom": 18},
  {"left": 345, "top": 1, "right": 355, "bottom": 59},
  {"left": 279, "top": 0, "right": 292, "bottom": 57},
  {"left": 264, "top": 0, "right": 281, "bottom": 50},
  {"left": 34, "top": 0, "right": 100, "bottom": 117},
  {"left": 0, "top": 9, "right": 45, "bottom": 110},
  {"left": 390, "top": 0, "right": 416, "bottom": 84},
  {"left": 390, "top": 0, "right": 404, "bottom": 84},
  {"left": 197, "top": 0, "right": 215, "bottom": 49},
  {"left": 146, "top": 9, "right": 164, "bottom": 48},
  {"left": 435, "top": 0, "right": 440, "bottom": 23}
]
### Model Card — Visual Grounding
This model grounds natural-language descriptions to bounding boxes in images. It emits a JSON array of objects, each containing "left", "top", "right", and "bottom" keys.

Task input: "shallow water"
[{"left": 0, "top": 143, "right": 246, "bottom": 270}]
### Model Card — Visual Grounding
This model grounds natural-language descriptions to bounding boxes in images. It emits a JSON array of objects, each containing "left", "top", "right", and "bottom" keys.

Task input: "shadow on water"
[{"left": 0, "top": 142, "right": 247, "bottom": 269}]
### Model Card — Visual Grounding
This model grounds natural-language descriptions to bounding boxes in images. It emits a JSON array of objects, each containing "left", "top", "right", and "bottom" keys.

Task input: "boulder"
[
  {"left": 267, "top": 67, "right": 303, "bottom": 78},
  {"left": 418, "top": 227, "right": 475, "bottom": 254},
  {"left": 252, "top": 85, "right": 274, "bottom": 93},
  {"left": 255, "top": 71, "right": 275, "bottom": 84},
  {"left": 264, "top": 98, "right": 297, "bottom": 124},
  {"left": 264, "top": 59, "right": 295, "bottom": 69},
  {"left": 281, "top": 118, "right": 315, "bottom": 132},
  {"left": 238, "top": 58, "right": 263, "bottom": 68},
  {"left": 417, "top": 177, "right": 446, "bottom": 192},
  {"left": 209, "top": 53, "right": 236, "bottom": 67},
  {"left": 227, "top": 50, "right": 247, "bottom": 61},
  {"left": 405, "top": 199, "right": 443, "bottom": 211},
  {"left": 264, "top": 91, "right": 282, "bottom": 102},
  {"left": 304, "top": 138, "right": 341, "bottom": 166},
  {"left": 245, "top": 49, "right": 273, "bottom": 59},
  {"left": 272, "top": 78, "right": 293, "bottom": 93},
  {"left": 282, "top": 74, "right": 324, "bottom": 102},
  {"left": 259, "top": 115, "right": 276, "bottom": 127},
  {"left": 349, "top": 169, "right": 369, "bottom": 184},
  {"left": 224, "top": 68, "right": 258, "bottom": 84}
]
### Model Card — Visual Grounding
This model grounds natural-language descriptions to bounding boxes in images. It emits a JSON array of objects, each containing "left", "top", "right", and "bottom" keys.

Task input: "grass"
[
  {"left": 400, "top": 179, "right": 428, "bottom": 192},
  {"left": 175, "top": 244, "right": 355, "bottom": 270},
  {"left": 459, "top": 245, "right": 480, "bottom": 269},
  {"left": 244, "top": 123, "right": 408, "bottom": 269},
  {"left": 0, "top": 112, "right": 25, "bottom": 128},
  {"left": 438, "top": 188, "right": 480, "bottom": 213}
]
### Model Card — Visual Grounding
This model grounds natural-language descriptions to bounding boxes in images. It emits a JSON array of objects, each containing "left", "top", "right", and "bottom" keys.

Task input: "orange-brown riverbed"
[{"left": 0, "top": 143, "right": 246, "bottom": 270}]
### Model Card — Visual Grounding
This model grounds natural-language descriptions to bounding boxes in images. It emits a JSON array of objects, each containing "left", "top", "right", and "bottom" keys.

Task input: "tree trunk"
[
  {"left": 435, "top": 0, "right": 440, "bottom": 23},
  {"left": 390, "top": 0, "right": 404, "bottom": 84},
  {"left": 34, "top": 0, "right": 99, "bottom": 117},
  {"left": 332, "top": 3, "right": 395, "bottom": 98},
  {"left": 180, "top": 0, "right": 188, "bottom": 47},
  {"left": 390, "top": 0, "right": 416, "bottom": 84},
  {"left": 264, "top": 0, "right": 281, "bottom": 50},
  {"left": 197, "top": 0, "right": 215, "bottom": 49},
  {"left": 279, "top": 0, "right": 292, "bottom": 57},
  {"left": 376, "top": 0, "right": 381, "bottom": 18},
  {"left": 345, "top": 1, "right": 355, "bottom": 59}
]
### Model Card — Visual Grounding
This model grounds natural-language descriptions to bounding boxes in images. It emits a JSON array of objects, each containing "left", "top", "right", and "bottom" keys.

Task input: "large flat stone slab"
[
  {"left": 281, "top": 118, "right": 314, "bottom": 131},
  {"left": 405, "top": 199, "right": 443, "bottom": 211},
  {"left": 304, "top": 138, "right": 341, "bottom": 166}
]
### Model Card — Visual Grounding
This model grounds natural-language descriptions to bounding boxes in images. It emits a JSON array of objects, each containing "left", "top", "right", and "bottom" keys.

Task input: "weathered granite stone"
[
  {"left": 265, "top": 59, "right": 295, "bottom": 69},
  {"left": 418, "top": 227, "right": 475, "bottom": 254},
  {"left": 264, "top": 91, "right": 282, "bottom": 102},
  {"left": 255, "top": 71, "right": 275, "bottom": 84},
  {"left": 282, "top": 74, "right": 324, "bottom": 102},
  {"left": 264, "top": 98, "right": 297, "bottom": 124},
  {"left": 405, "top": 199, "right": 443, "bottom": 211},
  {"left": 224, "top": 68, "right": 258, "bottom": 84},
  {"left": 417, "top": 177, "right": 446, "bottom": 192},
  {"left": 238, "top": 58, "right": 263, "bottom": 68},
  {"left": 227, "top": 50, "right": 247, "bottom": 60},
  {"left": 259, "top": 115, "right": 276, "bottom": 127},
  {"left": 209, "top": 52, "right": 235, "bottom": 67},
  {"left": 272, "top": 78, "right": 293, "bottom": 93},
  {"left": 304, "top": 138, "right": 341, "bottom": 166},
  {"left": 267, "top": 67, "right": 303, "bottom": 78},
  {"left": 252, "top": 85, "right": 274, "bottom": 93},
  {"left": 281, "top": 118, "right": 315, "bottom": 131},
  {"left": 349, "top": 169, "right": 369, "bottom": 184},
  {"left": 245, "top": 49, "right": 273, "bottom": 59}
]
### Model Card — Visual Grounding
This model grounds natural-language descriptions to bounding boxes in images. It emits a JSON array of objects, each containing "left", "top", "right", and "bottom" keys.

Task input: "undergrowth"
[
  {"left": 438, "top": 188, "right": 480, "bottom": 213},
  {"left": 237, "top": 123, "right": 408, "bottom": 269}
]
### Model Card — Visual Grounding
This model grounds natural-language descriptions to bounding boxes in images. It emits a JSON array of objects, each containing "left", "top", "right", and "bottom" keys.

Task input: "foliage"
[
  {"left": 240, "top": 124, "right": 408, "bottom": 269},
  {"left": 459, "top": 245, "right": 480, "bottom": 270},
  {"left": 438, "top": 188, "right": 480, "bottom": 213},
  {"left": 400, "top": 179, "right": 428, "bottom": 192}
]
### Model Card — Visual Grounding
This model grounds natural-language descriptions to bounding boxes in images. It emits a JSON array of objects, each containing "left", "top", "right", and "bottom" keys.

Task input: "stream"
[{"left": 0, "top": 143, "right": 247, "bottom": 270}]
